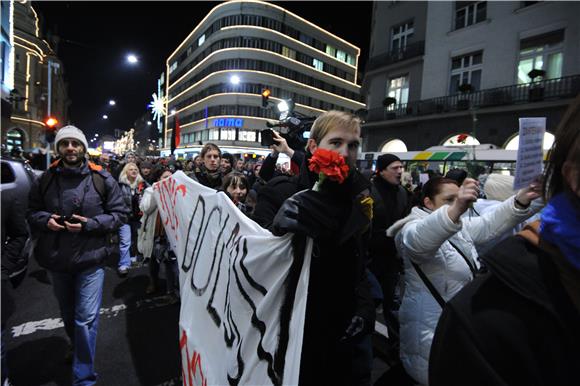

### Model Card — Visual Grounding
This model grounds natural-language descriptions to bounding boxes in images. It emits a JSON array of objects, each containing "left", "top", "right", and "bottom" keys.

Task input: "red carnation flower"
[{"left": 308, "top": 148, "right": 350, "bottom": 186}]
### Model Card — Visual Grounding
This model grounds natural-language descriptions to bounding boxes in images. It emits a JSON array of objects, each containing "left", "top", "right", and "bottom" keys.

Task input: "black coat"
[
  {"left": 27, "top": 161, "right": 129, "bottom": 273},
  {"left": 429, "top": 235, "right": 580, "bottom": 386},
  {"left": 253, "top": 155, "right": 375, "bottom": 385}
]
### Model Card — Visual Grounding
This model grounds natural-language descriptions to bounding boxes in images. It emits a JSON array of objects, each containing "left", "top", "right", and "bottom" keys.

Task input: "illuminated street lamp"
[
  {"left": 102, "top": 114, "right": 108, "bottom": 120},
  {"left": 109, "top": 99, "right": 116, "bottom": 106},
  {"left": 126, "top": 54, "right": 138, "bottom": 64},
  {"left": 230, "top": 75, "right": 240, "bottom": 85},
  {"left": 147, "top": 121, "right": 152, "bottom": 126}
]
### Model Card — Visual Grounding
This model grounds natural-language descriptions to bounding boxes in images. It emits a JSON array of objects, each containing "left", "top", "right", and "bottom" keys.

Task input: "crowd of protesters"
[{"left": 2, "top": 95, "right": 579, "bottom": 386}]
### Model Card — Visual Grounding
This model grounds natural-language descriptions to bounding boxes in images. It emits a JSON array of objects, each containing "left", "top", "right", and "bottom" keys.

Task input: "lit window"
[
  {"left": 239, "top": 130, "right": 257, "bottom": 142},
  {"left": 209, "top": 129, "right": 219, "bottom": 140},
  {"left": 326, "top": 45, "right": 336, "bottom": 57},
  {"left": 198, "top": 34, "right": 206, "bottom": 46},
  {"left": 517, "top": 29, "right": 564, "bottom": 84},
  {"left": 169, "top": 61, "right": 178, "bottom": 74},
  {"left": 336, "top": 50, "right": 347, "bottom": 62},
  {"left": 312, "top": 58, "right": 324, "bottom": 71},
  {"left": 386, "top": 75, "right": 409, "bottom": 110},
  {"left": 455, "top": 1, "right": 487, "bottom": 30},
  {"left": 449, "top": 51, "right": 483, "bottom": 94},
  {"left": 220, "top": 128, "right": 236, "bottom": 141},
  {"left": 282, "top": 46, "right": 296, "bottom": 60},
  {"left": 391, "top": 20, "right": 414, "bottom": 53}
]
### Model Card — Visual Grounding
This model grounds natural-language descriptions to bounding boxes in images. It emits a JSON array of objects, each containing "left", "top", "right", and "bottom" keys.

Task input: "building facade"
[
  {"left": 2, "top": 0, "right": 69, "bottom": 152},
  {"left": 163, "top": 0, "right": 365, "bottom": 157},
  {"left": 362, "top": 1, "right": 580, "bottom": 152}
]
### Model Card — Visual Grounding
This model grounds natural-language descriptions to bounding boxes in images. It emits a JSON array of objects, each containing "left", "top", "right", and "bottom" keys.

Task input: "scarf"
[{"left": 540, "top": 193, "right": 580, "bottom": 270}]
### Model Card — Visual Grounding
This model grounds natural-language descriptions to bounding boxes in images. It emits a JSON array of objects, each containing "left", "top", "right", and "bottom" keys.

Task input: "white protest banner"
[
  {"left": 153, "top": 171, "right": 311, "bottom": 386},
  {"left": 514, "top": 117, "right": 546, "bottom": 190}
]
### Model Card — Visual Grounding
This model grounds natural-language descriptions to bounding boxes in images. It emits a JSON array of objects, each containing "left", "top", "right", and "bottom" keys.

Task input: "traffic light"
[
  {"left": 261, "top": 88, "right": 271, "bottom": 108},
  {"left": 44, "top": 116, "right": 59, "bottom": 143}
]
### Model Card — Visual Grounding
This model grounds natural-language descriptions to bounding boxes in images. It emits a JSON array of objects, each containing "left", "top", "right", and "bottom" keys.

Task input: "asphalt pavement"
[{"left": 4, "top": 257, "right": 393, "bottom": 386}]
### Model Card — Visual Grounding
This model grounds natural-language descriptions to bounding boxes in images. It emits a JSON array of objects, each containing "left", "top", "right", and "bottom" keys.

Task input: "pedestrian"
[
  {"left": 220, "top": 172, "right": 250, "bottom": 215},
  {"left": 2, "top": 191, "right": 29, "bottom": 386},
  {"left": 257, "top": 110, "right": 376, "bottom": 385},
  {"left": 140, "top": 167, "right": 179, "bottom": 303},
  {"left": 367, "top": 153, "right": 412, "bottom": 365},
  {"left": 194, "top": 143, "right": 223, "bottom": 189},
  {"left": 429, "top": 95, "right": 580, "bottom": 386},
  {"left": 386, "top": 175, "right": 542, "bottom": 385},
  {"left": 27, "top": 125, "right": 127, "bottom": 385},
  {"left": 234, "top": 157, "right": 245, "bottom": 173},
  {"left": 220, "top": 152, "right": 234, "bottom": 175},
  {"left": 140, "top": 160, "right": 155, "bottom": 185},
  {"left": 117, "top": 162, "right": 148, "bottom": 275}
]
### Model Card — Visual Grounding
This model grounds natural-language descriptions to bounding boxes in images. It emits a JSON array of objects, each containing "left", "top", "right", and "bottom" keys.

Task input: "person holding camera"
[
  {"left": 27, "top": 125, "right": 128, "bottom": 386},
  {"left": 259, "top": 130, "right": 304, "bottom": 182}
]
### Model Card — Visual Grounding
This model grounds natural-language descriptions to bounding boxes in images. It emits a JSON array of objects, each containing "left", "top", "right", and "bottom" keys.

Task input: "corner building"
[{"left": 163, "top": 0, "right": 365, "bottom": 157}]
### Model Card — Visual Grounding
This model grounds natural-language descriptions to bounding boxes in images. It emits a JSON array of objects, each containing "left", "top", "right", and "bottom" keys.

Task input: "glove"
[
  {"left": 272, "top": 196, "right": 310, "bottom": 237},
  {"left": 340, "top": 315, "right": 366, "bottom": 342}
]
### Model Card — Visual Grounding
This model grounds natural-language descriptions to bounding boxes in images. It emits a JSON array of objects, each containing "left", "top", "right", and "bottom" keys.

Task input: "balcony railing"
[
  {"left": 367, "top": 74, "right": 580, "bottom": 122},
  {"left": 365, "top": 41, "right": 425, "bottom": 72}
]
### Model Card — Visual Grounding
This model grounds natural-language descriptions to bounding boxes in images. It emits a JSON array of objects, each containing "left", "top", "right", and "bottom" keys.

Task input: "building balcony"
[
  {"left": 365, "top": 41, "right": 425, "bottom": 72},
  {"left": 367, "top": 74, "right": 580, "bottom": 122}
]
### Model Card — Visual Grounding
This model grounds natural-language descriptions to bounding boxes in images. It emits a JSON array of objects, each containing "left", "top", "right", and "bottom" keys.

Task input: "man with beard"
[
  {"left": 194, "top": 143, "right": 223, "bottom": 189},
  {"left": 254, "top": 110, "right": 375, "bottom": 385},
  {"left": 27, "top": 125, "right": 128, "bottom": 385}
]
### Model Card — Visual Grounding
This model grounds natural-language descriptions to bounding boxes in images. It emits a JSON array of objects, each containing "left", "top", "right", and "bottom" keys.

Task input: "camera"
[
  {"left": 265, "top": 102, "right": 316, "bottom": 151},
  {"left": 260, "top": 128, "right": 275, "bottom": 147},
  {"left": 56, "top": 215, "right": 81, "bottom": 225}
]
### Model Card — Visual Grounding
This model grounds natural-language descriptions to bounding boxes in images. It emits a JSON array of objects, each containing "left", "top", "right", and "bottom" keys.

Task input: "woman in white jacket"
[{"left": 386, "top": 176, "right": 541, "bottom": 385}]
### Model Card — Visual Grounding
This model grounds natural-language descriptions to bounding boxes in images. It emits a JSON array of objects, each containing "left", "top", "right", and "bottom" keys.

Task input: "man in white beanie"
[{"left": 27, "top": 125, "right": 128, "bottom": 385}]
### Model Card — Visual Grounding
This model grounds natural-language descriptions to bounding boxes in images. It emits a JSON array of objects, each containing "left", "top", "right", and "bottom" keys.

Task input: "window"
[
  {"left": 326, "top": 45, "right": 336, "bottom": 57},
  {"left": 386, "top": 75, "right": 409, "bottom": 109},
  {"left": 209, "top": 129, "right": 219, "bottom": 141},
  {"left": 449, "top": 51, "right": 483, "bottom": 94},
  {"left": 198, "top": 34, "right": 206, "bottom": 47},
  {"left": 1, "top": 162, "right": 15, "bottom": 184},
  {"left": 336, "top": 49, "right": 347, "bottom": 62},
  {"left": 391, "top": 20, "right": 414, "bottom": 52},
  {"left": 282, "top": 46, "right": 296, "bottom": 60},
  {"left": 347, "top": 54, "right": 356, "bottom": 66},
  {"left": 239, "top": 130, "right": 257, "bottom": 142},
  {"left": 220, "top": 128, "right": 236, "bottom": 141},
  {"left": 455, "top": 1, "right": 486, "bottom": 30},
  {"left": 312, "top": 58, "right": 324, "bottom": 71},
  {"left": 299, "top": 33, "right": 313, "bottom": 45},
  {"left": 517, "top": 29, "right": 564, "bottom": 84},
  {"left": 169, "top": 61, "right": 178, "bottom": 74}
]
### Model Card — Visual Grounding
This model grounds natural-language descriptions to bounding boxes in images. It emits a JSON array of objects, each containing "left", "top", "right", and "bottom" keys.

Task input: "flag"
[{"left": 171, "top": 113, "right": 181, "bottom": 155}]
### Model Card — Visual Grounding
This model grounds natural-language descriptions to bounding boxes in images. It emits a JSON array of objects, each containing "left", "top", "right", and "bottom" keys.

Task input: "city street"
[{"left": 4, "top": 257, "right": 392, "bottom": 386}]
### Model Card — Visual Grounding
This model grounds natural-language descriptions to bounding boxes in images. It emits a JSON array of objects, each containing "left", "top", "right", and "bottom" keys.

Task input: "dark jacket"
[
  {"left": 254, "top": 154, "right": 375, "bottom": 385},
  {"left": 429, "top": 233, "right": 580, "bottom": 386},
  {"left": 27, "top": 160, "right": 129, "bottom": 273},
  {"left": 119, "top": 180, "right": 148, "bottom": 221},
  {"left": 194, "top": 167, "right": 222, "bottom": 189},
  {"left": 1, "top": 192, "right": 28, "bottom": 282}
]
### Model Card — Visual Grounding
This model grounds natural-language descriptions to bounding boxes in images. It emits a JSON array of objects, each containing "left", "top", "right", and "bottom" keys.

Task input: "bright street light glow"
[
  {"left": 126, "top": 54, "right": 138, "bottom": 64},
  {"left": 147, "top": 121, "right": 152, "bottom": 125},
  {"left": 171, "top": 109, "right": 176, "bottom": 115},
  {"left": 95, "top": 134, "right": 99, "bottom": 137},
  {"left": 230, "top": 75, "right": 240, "bottom": 85},
  {"left": 277, "top": 100, "right": 289, "bottom": 113},
  {"left": 102, "top": 115, "right": 108, "bottom": 120},
  {"left": 109, "top": 100, "right": 116, "bottom": 106}
]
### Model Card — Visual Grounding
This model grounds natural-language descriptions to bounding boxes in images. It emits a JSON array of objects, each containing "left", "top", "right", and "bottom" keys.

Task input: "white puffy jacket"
[
  {"left": 386, "top": 196, "right": 537, "bottom": 385},
  {"left": 137, "top": 187, "right": 158, "bottom": 259}
]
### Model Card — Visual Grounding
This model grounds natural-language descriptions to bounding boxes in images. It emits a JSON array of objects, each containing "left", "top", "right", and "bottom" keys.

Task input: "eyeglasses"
[{"left": 60, "top": 140, "right": 82, "bottom": 148}]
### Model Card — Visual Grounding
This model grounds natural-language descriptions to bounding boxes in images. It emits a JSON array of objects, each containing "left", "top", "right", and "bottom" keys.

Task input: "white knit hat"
[
  {"left": 484, "top": 173, "right": 515, "bottom": 201},
  {"left": 55, "top": 125, "right": 88, "bottom": 151}
]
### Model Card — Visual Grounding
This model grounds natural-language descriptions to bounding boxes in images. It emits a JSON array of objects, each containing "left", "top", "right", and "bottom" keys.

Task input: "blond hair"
[
  {"left": 119, "top": 162, "right": 144, "bottom": 188},
  {"left": 309, "top": 110, "right": 361, "bottom": 146}
]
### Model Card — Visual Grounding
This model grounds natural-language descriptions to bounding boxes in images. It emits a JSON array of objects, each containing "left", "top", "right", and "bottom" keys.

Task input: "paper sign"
[{"left": 514, "top": 117, "right": 546, "bottom": 190}]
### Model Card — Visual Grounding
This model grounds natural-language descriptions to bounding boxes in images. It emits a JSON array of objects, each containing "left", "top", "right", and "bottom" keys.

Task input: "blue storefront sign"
[{"left": 212, "top": 117, "right": 244, "bottom": 128}]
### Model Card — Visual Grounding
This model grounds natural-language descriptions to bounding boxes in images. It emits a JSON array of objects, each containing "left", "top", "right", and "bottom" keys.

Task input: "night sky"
[{"left": 32, "top": 1, "right": 374, "bottom": 140}]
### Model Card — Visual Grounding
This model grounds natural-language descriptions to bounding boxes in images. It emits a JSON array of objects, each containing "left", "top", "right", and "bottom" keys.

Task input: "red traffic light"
[
  {"left": 261, "top": 89, "right": 271, "bottom": 108},
  {"left": 45, "top": 117, "right": 59, "bottom": 129}
]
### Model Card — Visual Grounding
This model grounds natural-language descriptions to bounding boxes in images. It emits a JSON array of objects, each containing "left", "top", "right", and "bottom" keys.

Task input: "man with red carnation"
[{"left": 253, "top": 110, "right": 376, "bottom": 385}]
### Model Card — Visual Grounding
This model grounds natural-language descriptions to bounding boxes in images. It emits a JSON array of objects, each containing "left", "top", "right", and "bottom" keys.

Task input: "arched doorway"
[
  {"left": 504, "top": 132, "right": 555, "bottom": 150},
  {"left": 380, "top": 139, "right": 408, "bottom": 152},
  {"left": 6, "top": 128, "right": 26, "bottom": 152},
  {"left": 442, "top": 133, "right": 480, "bottom": 146}
]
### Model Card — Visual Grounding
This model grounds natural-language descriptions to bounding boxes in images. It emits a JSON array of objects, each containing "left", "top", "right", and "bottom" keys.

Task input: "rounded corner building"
[{"left": 163, "top": 0, "right": 365, "bottom": 157}]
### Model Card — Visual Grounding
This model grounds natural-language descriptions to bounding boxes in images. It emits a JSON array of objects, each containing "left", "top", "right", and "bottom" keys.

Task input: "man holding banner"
[{"left": 265, "top": 110, "right": 376, "bottom": 385}]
